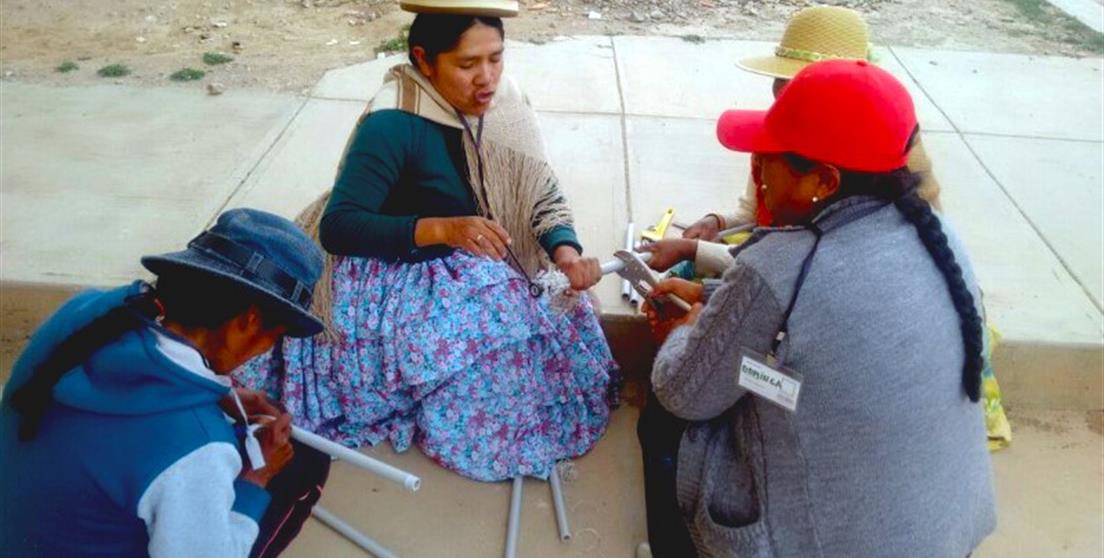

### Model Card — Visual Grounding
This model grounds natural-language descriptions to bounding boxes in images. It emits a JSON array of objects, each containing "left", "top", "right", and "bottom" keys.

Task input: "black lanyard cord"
[
  {"left": 458, "top": 111, "right": 487, "bottom": 197},
  {"left": 771, "top": 224, "right": 822, "bottom": 355},
  {"left": 458, "top": 111, "right": 543, "bottom": 298},
  {"left": 769, "top": 202, "right": 889, "bottom": 358}
]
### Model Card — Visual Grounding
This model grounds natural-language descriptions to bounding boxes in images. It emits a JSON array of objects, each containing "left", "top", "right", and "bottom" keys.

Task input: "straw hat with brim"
[
  {"left": 141, "top": 208, "right": 325, "bottom": 338},
  {"left": 717, "top": 59, "right": 917, "bottom": 173},
  {"left": 737, "top": 6, "right": 871, "bottom": 80},
  {"left": 400, "top": 0, "right": 519, "bottom": 17}
]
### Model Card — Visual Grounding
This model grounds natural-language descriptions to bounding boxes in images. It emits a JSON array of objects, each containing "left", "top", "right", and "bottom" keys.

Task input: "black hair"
[
  {"left": 407, "top": 13, "right": 504, "bottom": 67},
  {"left": 154, "top": 270, "right": 285, "bottom": 331},
  {"left": 782, "top": 152, "right": 985, "bottom": 402},
  {"left": 8, "top": 272, "right": 284, "bottom": 441}
]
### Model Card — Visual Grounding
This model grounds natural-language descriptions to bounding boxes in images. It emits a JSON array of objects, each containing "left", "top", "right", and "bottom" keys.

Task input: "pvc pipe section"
[
  {"left": 621, "top": 223, "right": 635, "bottom": 300},
  {"left": 292, "top": 426, "right": 422, "bottom": 492},
  {"left": 549, "top": 465, "right": 572, "bottom": 541},
  {"left": 600, "top": 251, "right": 653, "bottom": 276},
  {"left": 312, "top": 505, "right": 400, "bottom": 558},
  {"left": 505, "top": 476, "right": 524, "bottom": 558}
]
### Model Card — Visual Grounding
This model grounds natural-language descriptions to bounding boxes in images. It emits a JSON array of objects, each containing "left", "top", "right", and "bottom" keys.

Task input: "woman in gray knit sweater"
[{"left": 637, "top": 59, "right": 996, "bottom": 558}]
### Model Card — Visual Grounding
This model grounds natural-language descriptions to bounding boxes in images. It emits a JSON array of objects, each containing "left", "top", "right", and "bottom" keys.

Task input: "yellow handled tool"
[{"left": 640, "top": 208, "right": 675, "bottom": 243}]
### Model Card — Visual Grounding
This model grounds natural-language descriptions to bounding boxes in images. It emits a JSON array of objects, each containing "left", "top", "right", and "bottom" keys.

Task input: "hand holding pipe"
[
  {"left": 600, "top": 251, "right": 693, "bottom": 312},
  {"left": 599, "top": 251, "right": 645, "bottom": 275}
]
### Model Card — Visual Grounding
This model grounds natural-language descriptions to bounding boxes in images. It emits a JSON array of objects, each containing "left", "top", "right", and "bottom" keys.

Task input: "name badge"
[{"left": 738, "top": 349, "right": 803, "bottom": 413}]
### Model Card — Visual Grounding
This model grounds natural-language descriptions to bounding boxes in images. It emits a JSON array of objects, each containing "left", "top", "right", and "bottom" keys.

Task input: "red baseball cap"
[{"left": 716, "top": 59, "right": 917, "bottom": 173}]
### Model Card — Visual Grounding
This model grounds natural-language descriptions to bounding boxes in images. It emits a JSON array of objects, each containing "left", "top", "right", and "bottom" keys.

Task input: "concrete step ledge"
[
  {"left": 0, "top": 282, "right": 86, "bottom": 383},
  {"left": 4, "top": 280, "right": 1100, "bottom": 410}
]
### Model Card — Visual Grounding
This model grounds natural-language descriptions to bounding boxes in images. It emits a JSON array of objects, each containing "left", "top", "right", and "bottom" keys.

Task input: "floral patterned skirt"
[{"left": 234, "top": 252, "right": 617, "bottom": 481}]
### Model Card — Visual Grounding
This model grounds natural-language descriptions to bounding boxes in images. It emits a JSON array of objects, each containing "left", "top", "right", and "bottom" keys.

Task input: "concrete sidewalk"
[
  {"left": 278, "top": 407, "right": 1102, "bottom": 558},
  {"left": 2, "top": 36, "right": 1103, "bottom": 557},
  {"left": 3, "top": 36, "right": 1102, "bottom": 407}
]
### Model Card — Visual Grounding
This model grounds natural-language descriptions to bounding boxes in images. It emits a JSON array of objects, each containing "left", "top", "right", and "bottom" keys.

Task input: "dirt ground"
[{"left": 0, "top": 0, "right": 1101, "bottom": 94}]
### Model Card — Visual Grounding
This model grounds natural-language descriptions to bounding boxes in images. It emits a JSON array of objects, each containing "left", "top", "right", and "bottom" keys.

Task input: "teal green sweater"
[{"left": 320, "top": 109, "right": 581, "bottom": 262}]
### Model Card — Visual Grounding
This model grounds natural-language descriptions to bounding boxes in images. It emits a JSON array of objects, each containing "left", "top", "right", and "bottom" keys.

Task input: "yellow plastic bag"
[{"left": 983, "top": 325, "right": 1012, "bottom": 451}]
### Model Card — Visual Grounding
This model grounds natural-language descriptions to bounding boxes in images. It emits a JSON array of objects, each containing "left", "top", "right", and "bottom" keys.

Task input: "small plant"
[
  {"left": 202, "top": 52, "right": 234, "bottom": 65},
  {"left": 375, "top": 36, "right": 406, "bottom": 54},
  {"left": 680, "top": 34, "right": 706, "bottom": 44},
  {"left": 97, "top": 64, "right": 131, "bottom": 78},
  {"left": 170, "top": 67, "right": 206, "bottom": 81},
  {"left": 375, "top": 25, "right": 411, "bottom": 55},
  {"left": 56, "top": 61, "right": 79, "bottom": 73}
]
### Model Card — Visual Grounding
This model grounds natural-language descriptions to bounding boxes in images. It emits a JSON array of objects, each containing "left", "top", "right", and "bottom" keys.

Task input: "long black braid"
[
  {"left": 8, "top": 271, "right": 286, "bottom": 441},
  {"left": 888, "top": 177, "right": 985, "bottom": 401},
  {"left": 784, "top": 152, "right": 985, "bottom": 401}
]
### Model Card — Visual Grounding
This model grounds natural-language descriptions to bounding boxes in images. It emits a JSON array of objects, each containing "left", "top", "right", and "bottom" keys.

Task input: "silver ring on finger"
[{"left": 476, "top": 234, "right": 484, "bottom": 242}]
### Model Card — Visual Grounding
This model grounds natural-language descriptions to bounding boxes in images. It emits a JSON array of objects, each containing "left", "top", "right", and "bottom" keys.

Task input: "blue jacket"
[{"left": 0, "top": 282, "right": 270, "bottom": 557}]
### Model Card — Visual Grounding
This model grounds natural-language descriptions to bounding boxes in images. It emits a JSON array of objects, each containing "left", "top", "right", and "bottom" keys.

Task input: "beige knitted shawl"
[{"left": 298, "top": 64, "right": 573, "bottom": 334}]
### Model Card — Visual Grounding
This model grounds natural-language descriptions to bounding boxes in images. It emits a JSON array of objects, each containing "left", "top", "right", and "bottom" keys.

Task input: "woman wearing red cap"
[{"left": 637, "top": 59, "right": 996, "bottom": 557}]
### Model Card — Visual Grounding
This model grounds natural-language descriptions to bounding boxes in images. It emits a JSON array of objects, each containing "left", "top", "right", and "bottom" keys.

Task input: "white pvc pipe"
[
  {"left": 549, "top": 466, "right": 572, "bottom": 541},
  {"left": 312, "top": 505, "right": 400, "bottom": 558},
  {"left": 292, "top": 426, "right": 421, "bottom": 492},
  {"left": 504, "top": 476, "right": 524, "bottom": 558},
  {"left": 600, "top": 251, "right": 653, "bottom": 276},
  {"left": 601, "top": 259, "right": 625, "bottom": 276}
]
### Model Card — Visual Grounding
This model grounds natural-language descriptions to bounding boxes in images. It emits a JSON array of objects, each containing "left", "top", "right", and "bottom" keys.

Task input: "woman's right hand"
[
  {"left": 642, "top": 278, "right": 705, "bottom": 345},
  {"left": 638, "top": 238, "right": 697, "bottom": 271},
  {"left": 682, "top": 214, "right": 724, "bottom": 241},
  {"left": 416, "top": 216, "right": 511, "bottom": 260},
  {"left": 241, "top": 413, "right": 294, "bottom": 488},
  {"left": 650, "top": 278, "right": 704, "bottom": 306}
]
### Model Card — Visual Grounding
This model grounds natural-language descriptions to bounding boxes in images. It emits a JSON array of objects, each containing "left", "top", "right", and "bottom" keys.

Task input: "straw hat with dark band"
[
  {"left": 737, "top": 6, "right": 872, "bottom": 80},
  {"left": 400, "top": 0, "right": 519, "bottom": 17}
]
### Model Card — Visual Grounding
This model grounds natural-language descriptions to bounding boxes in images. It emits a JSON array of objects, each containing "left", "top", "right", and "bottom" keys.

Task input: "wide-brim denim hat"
[{"left": 141, "top": 208, "right": 325, "bottom": 337}]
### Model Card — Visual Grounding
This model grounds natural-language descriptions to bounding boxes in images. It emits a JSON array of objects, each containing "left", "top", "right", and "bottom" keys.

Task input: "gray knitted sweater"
[{"left": 653, "top": 197, "right": 996, "bottom": 558}]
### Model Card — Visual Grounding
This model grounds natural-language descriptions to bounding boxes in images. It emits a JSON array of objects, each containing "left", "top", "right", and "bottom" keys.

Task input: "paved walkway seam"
[
  {"left": 207, "top": 96, "right": 312, "bottom": 226},
  {"left": 956, "top": 130, "right": 1104, "bottom": 144},
  {"left": 611, "top": 37, "right": 635, "bottom": 225},
  {"left": 961, "top": 134, "right": 1104, "bottom": 313},
  {"left": 887, "top": 47, "right": 1104, "bottom": 314}
]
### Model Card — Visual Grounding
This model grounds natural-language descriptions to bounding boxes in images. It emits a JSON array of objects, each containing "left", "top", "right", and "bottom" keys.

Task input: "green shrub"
[
  {"left": 170, "top": 68, "right": 206, "bottom": 81},
  {"left": 56, "top": 61, "right": 79, "bottom": 73},
  {"left": 97, "top": 64, "right": 131, "bottom": 78},
  {"left": 375, "top": 37, "right": 406, "bottom": 54},
  {"left": 203, "top": 52, "right": 234, "bottom": 65},
  {"left": 375, "top": 24, "right": 411, "bottom": 55}
]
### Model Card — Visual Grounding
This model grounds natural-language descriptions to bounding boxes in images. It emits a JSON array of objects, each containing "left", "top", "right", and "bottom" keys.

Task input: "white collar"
[
  {"left": 151, "top": 328, "right": 266, "bottom": 470},
  {"left": 151, "top": 329, "right": 231, "bottom": 388}
]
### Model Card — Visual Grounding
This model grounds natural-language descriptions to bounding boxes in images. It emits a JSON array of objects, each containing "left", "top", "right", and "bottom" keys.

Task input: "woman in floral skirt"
[{"left": 235, "top": 1, "right": 617, "bottom": 482}]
